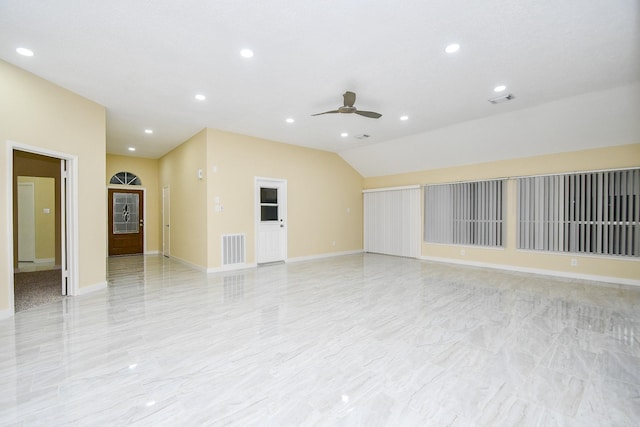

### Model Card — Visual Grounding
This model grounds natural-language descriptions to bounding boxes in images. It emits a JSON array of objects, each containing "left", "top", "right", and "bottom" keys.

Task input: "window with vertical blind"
[
  {"left": 517, "top": 169, "right": 640, "bottom": 257},
  {"left": 424, "top": 180, "right": 505, "bottom": 247}
]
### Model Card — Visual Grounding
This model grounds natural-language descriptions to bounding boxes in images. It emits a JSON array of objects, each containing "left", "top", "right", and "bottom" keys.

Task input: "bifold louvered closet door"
[{"left": 363, "top": 186, "right": 421, "bottom": 258}]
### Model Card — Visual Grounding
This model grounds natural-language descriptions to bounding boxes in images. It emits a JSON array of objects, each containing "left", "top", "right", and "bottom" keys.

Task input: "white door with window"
[{"left": 255, "top": 178, "right": 287, "bottom": 263}]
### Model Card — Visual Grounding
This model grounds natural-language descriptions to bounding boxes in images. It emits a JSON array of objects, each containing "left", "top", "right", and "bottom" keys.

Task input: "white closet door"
[{"left": 364, "top": 186, "right": 420, "bottom": 258}]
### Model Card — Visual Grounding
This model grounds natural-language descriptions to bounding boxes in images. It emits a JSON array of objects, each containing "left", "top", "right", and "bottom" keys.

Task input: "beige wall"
[
  {"left": 158, "top": 129, "right": 208, "bottom": 268},
  {"left": 0, "top": 60, "right": 106, "bottom": 311},
  {"left": 364, "top": 144, "right": 640, "bottom": 282},
  {"left": 133, "top": 128, "right": 364, "bottom": 270},
  {"left": 206, "top": 129, "right": 363, "bottom": 269},
  {"left": 17, "top": 176, "right": 56, "bottom": 261},
  {"left": 106, "top": 154, "right": 160, "bottom": 253}
]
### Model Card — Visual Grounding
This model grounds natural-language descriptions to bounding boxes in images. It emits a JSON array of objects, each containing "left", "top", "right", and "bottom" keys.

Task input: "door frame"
[
  {"left": 6, "top": 141, "right": 79, "bottom": 314},
  {"left": 107, "top": 185, "right": 147, "bottom": 255},
  {"left": 254, "top": 176, "right": 288, "bottom": 264}
]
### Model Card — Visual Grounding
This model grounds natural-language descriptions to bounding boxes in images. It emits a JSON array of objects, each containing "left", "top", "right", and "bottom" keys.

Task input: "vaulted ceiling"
[{"left": 1, "top": 1, "right": 638, "bottom": 176}]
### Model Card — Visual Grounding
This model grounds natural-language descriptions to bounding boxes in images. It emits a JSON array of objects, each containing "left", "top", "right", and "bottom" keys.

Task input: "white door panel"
[
  {"left": 162, "top": 186, "right": 170, "bottom": 257},
  {"left": 258, "top": 227, "right": 282, "bottom": 263}
]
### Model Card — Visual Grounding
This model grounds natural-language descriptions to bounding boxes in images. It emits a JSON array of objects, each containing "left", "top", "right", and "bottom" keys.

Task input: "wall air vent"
[
  {"left": 354, "top": 134, "right": 371, "bottom": 140},
  {"left": 489, "top": 94, "right": 515, "bottom": 104},
  {"left": 222, "top": 234, "right": 246, "bottom": 266}
]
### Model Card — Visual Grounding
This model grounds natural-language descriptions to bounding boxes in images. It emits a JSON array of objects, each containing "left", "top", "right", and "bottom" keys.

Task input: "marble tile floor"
[{"left": 1, "top": 254, "right": 639, "bottom": 426}]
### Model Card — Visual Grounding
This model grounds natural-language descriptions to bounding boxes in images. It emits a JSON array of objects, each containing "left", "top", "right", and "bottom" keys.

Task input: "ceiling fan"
[{"left": 312, "top": 91, "right": 382, "bottom": 119}]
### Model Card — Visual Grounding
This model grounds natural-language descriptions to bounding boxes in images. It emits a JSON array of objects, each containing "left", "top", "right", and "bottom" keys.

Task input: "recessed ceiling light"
[
  {"left": 194, "top": 94, "right": 206, "bottom": 101},
  {"left": 400, "top": 115, "right": 409, "bottom": 121},
  {"left": 341, "top": 132, "right": 349, "bottom": 138},
  {"left": 240, "top": 48, "right": 254, "bottom": 58},
  {"left": 128, "top": 147, "right": 136, "bottom": 151},
  {"left": 494, "top": 85, "right": 507, "bottom": 92},
  {"left": 144, "top": 129, "right": 153, "bottom": 134},
  {"left": 445, "top": 43, "right": 460, "bottom": 54},
  {"left": 16, "top": 47, "right": 34, "bottom": 57},
  {"left": 285, "top": 118, "right": 294, "bottom": 123}
]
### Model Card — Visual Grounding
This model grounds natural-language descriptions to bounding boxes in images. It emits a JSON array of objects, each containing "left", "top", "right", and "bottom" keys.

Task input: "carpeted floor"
[{"left": 14, "top": 269, "right": 63, "bottom": 312}]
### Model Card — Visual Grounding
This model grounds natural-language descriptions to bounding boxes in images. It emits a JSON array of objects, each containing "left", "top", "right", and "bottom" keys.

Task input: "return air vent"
[
  {"left": 222, "top": 234, "right": 246, "bottom": 266},
  {"left": 488, "top": 94, "right": 515, "bottom": 104}
]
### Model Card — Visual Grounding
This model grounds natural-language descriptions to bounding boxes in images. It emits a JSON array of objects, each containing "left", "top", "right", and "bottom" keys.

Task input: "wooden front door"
[{"left": 108, "top": 189, "right": 144, "bottom": 256}]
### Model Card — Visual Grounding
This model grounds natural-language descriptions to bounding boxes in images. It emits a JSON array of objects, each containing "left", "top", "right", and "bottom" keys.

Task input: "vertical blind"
[
  {"left": 424, "top": 180, "right": 504, "bottom": 247},
  {"left": 363, "top": 186, "right": 421, "bottom": 258},
  {"left": 517, "top": 169, "right": 640, "bottom": 257}
]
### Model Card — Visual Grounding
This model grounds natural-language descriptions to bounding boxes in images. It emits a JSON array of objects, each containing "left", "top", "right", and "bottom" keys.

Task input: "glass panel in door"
[{"left": 113, "top": 193, "right": 139, "bottom": 234}]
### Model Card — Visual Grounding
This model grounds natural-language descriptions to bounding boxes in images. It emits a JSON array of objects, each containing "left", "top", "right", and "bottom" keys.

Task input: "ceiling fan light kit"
[{"left": 312, "top": 91, "right": 382, "bottom": 119}]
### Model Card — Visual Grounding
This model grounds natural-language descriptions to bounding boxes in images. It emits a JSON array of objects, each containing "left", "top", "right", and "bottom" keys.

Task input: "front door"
[
  {"left": 108, "top": 188, "right": 144, "bottom": 256},
  {"left": 256, "top": 178, "right": 287, "bottom": 263}
]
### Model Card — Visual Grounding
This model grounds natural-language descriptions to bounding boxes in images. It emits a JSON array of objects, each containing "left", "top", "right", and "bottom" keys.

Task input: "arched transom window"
[{"left": 110, "top": 171, "right": 141, "bottom": 186}]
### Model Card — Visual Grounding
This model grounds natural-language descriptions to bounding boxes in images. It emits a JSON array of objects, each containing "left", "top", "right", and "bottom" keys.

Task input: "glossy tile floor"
[{"left": 1, "top": 254, "right": 639, "bottom": 426}]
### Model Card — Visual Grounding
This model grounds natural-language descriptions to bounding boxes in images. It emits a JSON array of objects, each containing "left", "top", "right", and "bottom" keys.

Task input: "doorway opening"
[{"left": 9, "top": 144, "right": 78, "bottom": 314}]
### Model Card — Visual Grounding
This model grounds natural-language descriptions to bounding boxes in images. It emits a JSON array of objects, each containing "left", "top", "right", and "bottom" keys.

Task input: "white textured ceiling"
[{"left": 1, "top": 0, "right": 638, "bottom": 175}]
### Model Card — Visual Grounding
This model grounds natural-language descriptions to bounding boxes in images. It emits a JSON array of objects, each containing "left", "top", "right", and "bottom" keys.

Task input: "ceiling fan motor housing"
[{"left": 338, "top": 106, "right": 357, "bottom": 114}]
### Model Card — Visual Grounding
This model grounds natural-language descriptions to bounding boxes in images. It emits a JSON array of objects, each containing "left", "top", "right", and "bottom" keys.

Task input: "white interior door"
[
  {"left": 17, "top": 182, "right": 36, "bottom": 262},
  {"left": 162, "top": 186, "right": 170, "bottom": 257},
  {"left": 256, "top": 178, "right": 287, "bottom": 263}
]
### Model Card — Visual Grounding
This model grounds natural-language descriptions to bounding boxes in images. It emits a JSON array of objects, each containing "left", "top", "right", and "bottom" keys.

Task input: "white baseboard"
[
  {"left": 75, "top": 280, "right": 107, "bottom": 296},
  {"left": 0, "top": 307, "right": 13, "bottom": 320},
  {"left": 34, "top": 258, "right": 55, "bottom": 264},
  {"left": 205, "top": 250, "right": 365, "bottom": 272},
  {"left": 144, "top": 250, "right": 160, "bottom": 255},
  {"left": 169, "top": 255, "right": 208, "bottom": 272},
  {"left": 286, "top": 250, "right": 364, "bottom": 264},
  {"left": 207, "top": 263, "right": 258, "bottom": 274},
  {"left": 419, "top": 256, "right": 640, "bottom": 287}
]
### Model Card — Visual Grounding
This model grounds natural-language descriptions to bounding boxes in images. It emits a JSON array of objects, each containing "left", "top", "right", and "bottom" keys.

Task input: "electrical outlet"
[
  {"left": 571, "top": 259, "right": 578, "bottom": 266},
  {"left": 332, "top": 241, "right": 336, "bottom": 246},
  {"left": 460, "top": 249, "right": 466, "bottom": 256}
]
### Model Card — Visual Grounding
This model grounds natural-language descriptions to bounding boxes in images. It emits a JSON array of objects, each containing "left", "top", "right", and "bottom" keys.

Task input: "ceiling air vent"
[
  {"left": 489, "top": 94, "right": 515, "bottom": 104},
  {"left": 354, "top": 134, "right": 371, "bottom": 140}
]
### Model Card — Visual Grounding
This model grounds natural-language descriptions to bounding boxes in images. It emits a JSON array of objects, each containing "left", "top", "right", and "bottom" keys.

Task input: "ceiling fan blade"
[
  {"left": 355, "top": 110, "right": 382, "bottom": 119},
  {"left": 311, "top": 110, "right": 340, "bottom": 116},
  {"left": 343, "top": 91, "right": 356, "bottom": 107}
]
